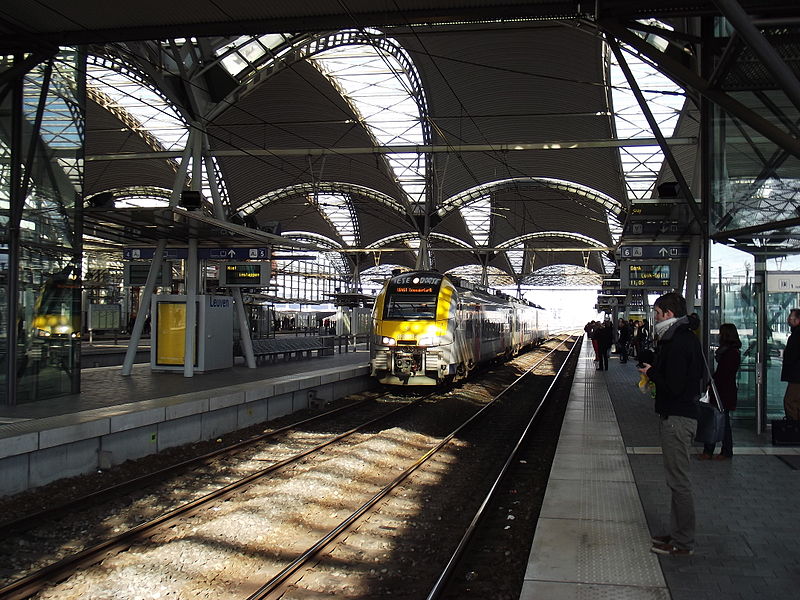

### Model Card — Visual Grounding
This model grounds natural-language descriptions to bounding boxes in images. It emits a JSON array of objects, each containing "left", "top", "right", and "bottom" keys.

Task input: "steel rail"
[
  {"left": 0, "top": 396, "right": 426, "bottom": 600},
  {"left": 246, "top": 336, "right": 575, "bottom": 599},
  {"left": 426, "top": 334, "right": 581, "bottom": 599},
  {"left": 0, "top": 397, "right": 374, "bottom": 537}
]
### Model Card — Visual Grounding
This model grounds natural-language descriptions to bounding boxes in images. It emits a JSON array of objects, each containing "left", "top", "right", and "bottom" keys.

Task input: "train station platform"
[
  {"left": 0, "top": 347, "right": 372, "bottom": 497},
  {"left": 521, "top": 336, "right": 800, "bottom": 600}
]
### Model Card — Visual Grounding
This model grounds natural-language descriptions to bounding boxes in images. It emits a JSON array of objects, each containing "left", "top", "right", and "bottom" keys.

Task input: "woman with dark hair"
[{"left": 698, "top": 323, "right": 741, "bottom": 460}]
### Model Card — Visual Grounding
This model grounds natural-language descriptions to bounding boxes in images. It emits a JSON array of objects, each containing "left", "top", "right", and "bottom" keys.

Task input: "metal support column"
[
  {"left": 121, "top": 134, "right": 193, "bottom": 375},
  {"left": 203, "top": 138, "right": 255, "bottom": 368},
  {"left": 122, "top": 239, "right": 167, "bottom": 376},
  {"left": 4, "top": 57, "right": 24, "bottom": 405},
  {"left": 183, "top": 126, "right": 203, "bottom": 377},
  {"left": 184, "top": 237, "right": 198, "bottom": 377},
  {"left": 755, "top": 255, "right": 767, "bottom": 434},
  {"left": 700, "top": 16, "right": 714, "bottom": 376}
]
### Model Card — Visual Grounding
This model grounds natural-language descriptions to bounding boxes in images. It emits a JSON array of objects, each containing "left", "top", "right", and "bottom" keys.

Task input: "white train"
[{"left": 370, "top": 271, "right": 548, "bottom": 385}]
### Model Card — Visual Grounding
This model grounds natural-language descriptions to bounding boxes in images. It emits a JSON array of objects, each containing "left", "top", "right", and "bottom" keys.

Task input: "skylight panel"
[
  {"left": 217, "top": 34, "right": 293, "bottom": 76},
  {"left": 609, "top": 25, "right": 685, "bottom": 201},
  {"left": 87, "top": 63, "right": 188, "bottom": 151},
  {"left": 313, "top": 193, "right": 358, "bottom": 247},
  {"left": 507, "top": 248, "right": 525, "bottom": 275},
  {"left": 460, "top": 197, "right": 492, "bottom": 246},
  {"left": 311, "top": 39, "right": 426, "bottom": 205}
]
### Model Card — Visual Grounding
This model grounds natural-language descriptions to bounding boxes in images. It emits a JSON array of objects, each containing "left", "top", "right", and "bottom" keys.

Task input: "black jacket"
[
  {"left": 648, "top": 317, "right": 703, "bottom": 419},
  {"left": 781, "top": 325, "right": 800, "bottom": 383}
]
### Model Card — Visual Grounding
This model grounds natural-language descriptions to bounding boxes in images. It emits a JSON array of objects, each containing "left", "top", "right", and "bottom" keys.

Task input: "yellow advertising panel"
[{"left": 156, "top": 302, "right": 186, "bottom": 365}]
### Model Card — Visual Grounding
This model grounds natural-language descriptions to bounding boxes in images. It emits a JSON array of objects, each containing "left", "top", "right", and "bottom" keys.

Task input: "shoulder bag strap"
[{"left": 700, "top": 350, "right": 722, "bottom": 411}]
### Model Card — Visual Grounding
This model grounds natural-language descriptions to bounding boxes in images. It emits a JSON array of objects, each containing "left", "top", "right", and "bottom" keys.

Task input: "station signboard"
[
  {"left": 620, "top": 244, "right": 688, "bottom": 259},
  {"left": 123, "top": 247, "right": 269, "bottom": 260},
  {"left": 620, "top": 261, "right": 676, "bottom": 290},
  {"left": 767, "top": 272, "right": 800, "bottom": 293},
  {"left": 123, "top": 261, "right": 173, "bottom": 287},
  {"left": 218, "top": 262, "right": 271, "bottom": 287}
]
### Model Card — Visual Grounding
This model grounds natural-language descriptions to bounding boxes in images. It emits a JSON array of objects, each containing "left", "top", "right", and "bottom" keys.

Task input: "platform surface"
[
  {"left": 0, "top": 346, "right": 369, "bottom": 427},
  {"left": 521, "top": 337, "right": 800, "bottom": 600}
]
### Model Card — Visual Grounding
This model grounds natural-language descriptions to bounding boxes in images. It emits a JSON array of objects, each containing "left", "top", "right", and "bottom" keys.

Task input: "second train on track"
[{"left": 370, "top": 270, "right": 548, "bottom": 385}]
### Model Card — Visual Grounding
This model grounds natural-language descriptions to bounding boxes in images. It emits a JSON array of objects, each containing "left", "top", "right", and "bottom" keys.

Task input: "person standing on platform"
[
  {"left": 781, "top": 308, "right": 800, "bottom": 420},
  {"left": 698, "top": 323, "right": 741, "bottom": 461},
  {"left": 588, "top": 321, "right": 600, "bottom": 365},
  {"left": 596, "top": 320, "right": 613, "bottom": 371},
  {"left": 632, "top": 320, "right": 643, "bottom": 360},
  {"left": 638, "top": 292, "right": 703, "bottom": 556},
  {"left": 618, "top": 318, "right": 631, "bottom": 364}
]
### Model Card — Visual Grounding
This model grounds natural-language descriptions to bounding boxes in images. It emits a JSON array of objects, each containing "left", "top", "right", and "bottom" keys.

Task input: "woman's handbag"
[
  {"left": 694, "top": 353, "right": 725, "bottom": 444},
  {"left": 695, "top": 395, "right": 725, "bottom": 444}
]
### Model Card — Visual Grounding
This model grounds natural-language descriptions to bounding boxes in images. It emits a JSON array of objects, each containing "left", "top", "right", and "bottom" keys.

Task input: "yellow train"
[
  {"left": 370, "top": 271, "right": 547, "bottom": 385},
  {"left": 32, "top": 270, "right": 81, "bottom": 338}
]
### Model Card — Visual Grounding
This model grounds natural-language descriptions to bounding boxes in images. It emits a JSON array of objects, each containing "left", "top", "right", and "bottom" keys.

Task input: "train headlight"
[
  {"left": 418, "top": 336, "right": 436, "bottom": 347},
  {"left": 381, "top": 336, "right": 396, "bottom": 346},
  {"left": 35, "top": 328, "right": 51, "bottom": 337}
]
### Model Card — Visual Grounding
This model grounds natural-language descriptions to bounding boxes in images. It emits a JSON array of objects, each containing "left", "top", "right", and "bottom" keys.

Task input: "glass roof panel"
[
  {"left": 311, "top": 39, "right": 426, "bottom": 206},
  {"left": 86, "top": 62, "right": 188, "bottom": 151},
  {"left": 313, "top": 193, "right": 358, "bottom": 246},
  {"left": 460, "top": 196, "right": 491, "bottom": 246},
  {"left": 609, "top": 20, "right": 686, "bottom": 201}
]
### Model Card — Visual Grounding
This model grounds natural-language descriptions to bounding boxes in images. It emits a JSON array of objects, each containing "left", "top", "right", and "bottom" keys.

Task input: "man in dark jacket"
[
  {"left": 618, "top": 318, "right": 631, "bottom": 364},
  {"left": 638, "top": 292, "right": 702, "bottom": 556},
  {"left": 781, "top": 308, "right": 800, "bottom": 419},
  {"left": 596, "top": 320, "right": 613, "bottom": 370}
]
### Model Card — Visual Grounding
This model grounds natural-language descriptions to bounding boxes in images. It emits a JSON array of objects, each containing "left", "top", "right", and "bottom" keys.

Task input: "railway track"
[
  {"left": 1, "top": 334, "right": 578, "bottom": 600},
  {"left": 0, "top": 395, "right": 423, "bottom": 599}
]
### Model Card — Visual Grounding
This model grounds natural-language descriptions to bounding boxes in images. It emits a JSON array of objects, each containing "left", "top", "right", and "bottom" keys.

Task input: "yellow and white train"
[{"left": 370, "top": 271, "right": 547, "bottom": 385}]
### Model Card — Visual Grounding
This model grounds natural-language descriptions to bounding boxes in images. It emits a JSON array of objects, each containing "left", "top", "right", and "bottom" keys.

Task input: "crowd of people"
[{"left": 583, "top": 317, "right": 650, "bottom": 370}]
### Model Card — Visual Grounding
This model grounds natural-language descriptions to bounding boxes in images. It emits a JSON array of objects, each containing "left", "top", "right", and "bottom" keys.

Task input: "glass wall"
[
  {"left": 0, "top": 50, "right": 84, "bottom": 404},
  {"left": 708, "top": 19, "right": 800, "bottom": 424},
  {"left": 709, "top": 245, "right": 757, "bottom": 419}
]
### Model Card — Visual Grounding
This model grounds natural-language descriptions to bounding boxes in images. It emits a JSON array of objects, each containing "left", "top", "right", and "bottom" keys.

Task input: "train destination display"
[
  {"left": 621, "top": 261, "right": 674, "bottom": 289},
  {"left": 219, "top": 262, "right": 271, "bottom": 287}
]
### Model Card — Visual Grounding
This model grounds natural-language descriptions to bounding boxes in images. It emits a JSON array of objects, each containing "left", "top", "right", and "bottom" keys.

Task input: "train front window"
[{"left": 385, "top": 293, "right": 437, "bottom": 320}]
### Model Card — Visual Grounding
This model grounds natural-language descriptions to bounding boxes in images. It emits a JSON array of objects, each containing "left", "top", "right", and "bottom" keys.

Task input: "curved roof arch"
[
  {"left": 75, "top": 20, "right": 697, "bottom": 291},
  {"left": 238, "top": 182, "right": 416, "bottom": 249},
  {"left": 523, "top": 264, "right": 603, "bottom": 286},
  {"left": 280, "top": 230, "right": 343, "bottom": 249},
  {"left": 211, "top": 29, "right": 430, "bottom": 134},
  {"left": 497, "top": 230, "right": 608, "bottom": 250},
  {"left": 366, "top": 231, "right": 474, "bottom": 250},
  {"left": 438, "top": 177, "right": 625, "bottom": 219},
  {"left": 238, "top": 182, "right": 406, "bottom": 217},
  {"left": 89, "top": 186, "right": 172, "bottom": 207}
]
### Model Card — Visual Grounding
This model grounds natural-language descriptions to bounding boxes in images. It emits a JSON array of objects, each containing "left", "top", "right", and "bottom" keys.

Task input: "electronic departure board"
[
  {"left": 123, "top": 261, "right": 172, "bottom": 287},
  {"left": 621, "top": 262, "right": 674, "bottom": 289},
  {"left": 219, "top": 262, "right": 271, "bottom": 287}
]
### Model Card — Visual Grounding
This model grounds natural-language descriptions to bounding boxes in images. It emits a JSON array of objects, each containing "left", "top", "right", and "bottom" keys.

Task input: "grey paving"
[
  {"left": 521, "top": 340, "right": 667, "bottom": 600},
  {"left": 522, "top": 338, "right": 800, "bottom": 600},
  {"left": 603, "top": 343, "right": 800, "bottom": 600},
  {"left": 0, "top": 344, "right": 369, "bottom": 422}
]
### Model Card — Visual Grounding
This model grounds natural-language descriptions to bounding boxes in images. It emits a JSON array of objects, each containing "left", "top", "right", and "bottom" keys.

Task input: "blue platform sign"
[
  {"left": 124, "top": 247, "right": 268, "bottom": 260},
  {"left": 197, "top": 247, "right": 269, "bottom": 260},
  {"left": 123, "top": 247, "right": 187, "bottom": 260},
  {"left": 619, "top": 245, "right": 688, "bottom": 259}
]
